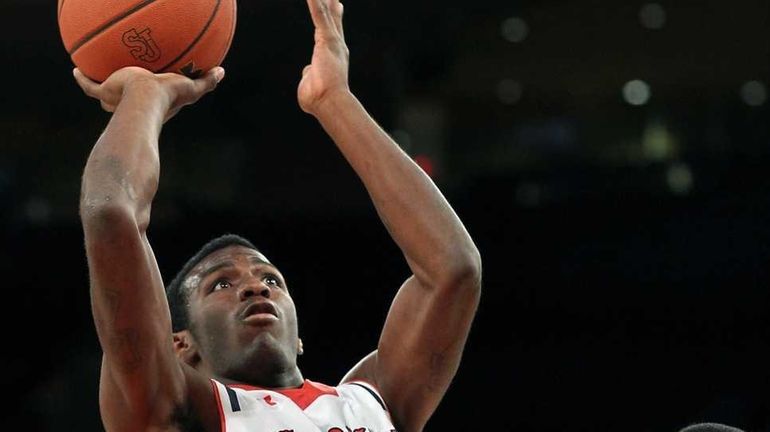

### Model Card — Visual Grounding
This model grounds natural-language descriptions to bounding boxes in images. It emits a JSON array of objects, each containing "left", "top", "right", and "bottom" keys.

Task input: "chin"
[{"left": 246, "top": 335, "right": 293, "bottom": 365}]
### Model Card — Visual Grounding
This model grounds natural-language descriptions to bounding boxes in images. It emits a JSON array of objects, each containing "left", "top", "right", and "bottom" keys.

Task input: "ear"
[
  {"left": 297, "top": 338, "right": 304, "bottom": 356},
  {"left": 173, "top": 330, "right": 201, "bottom": 366}
]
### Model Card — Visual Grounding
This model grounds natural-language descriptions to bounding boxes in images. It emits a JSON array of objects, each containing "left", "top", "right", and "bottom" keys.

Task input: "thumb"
[
  {"left": 192, "top": 67, "right": 225, "bottom": 95},
  {"left": 73, "top": 68, "right": 101, "bottom": 98}
]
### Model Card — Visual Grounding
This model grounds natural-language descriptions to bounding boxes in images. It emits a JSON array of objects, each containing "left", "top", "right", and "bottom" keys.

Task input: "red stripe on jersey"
[
  {"left": 227, "top": 379, "right": 338, "bottom": 411},
  {"left": 211, "top": 379, "right": 227, "bottom": 432}
]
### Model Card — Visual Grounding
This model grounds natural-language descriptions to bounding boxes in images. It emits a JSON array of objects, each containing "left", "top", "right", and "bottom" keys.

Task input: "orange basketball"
[{"left": 58, "top": 0, "right": 237, "bottom": 82}]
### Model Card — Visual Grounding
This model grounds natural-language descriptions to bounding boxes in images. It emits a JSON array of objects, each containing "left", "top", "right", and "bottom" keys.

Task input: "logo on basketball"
[{"left": 122, "top": 28, "right": 161, "bottom": 63}]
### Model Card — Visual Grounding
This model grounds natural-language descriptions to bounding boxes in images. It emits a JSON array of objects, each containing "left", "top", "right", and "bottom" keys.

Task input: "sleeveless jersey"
[{"left": 210, "top": 379, "right": 397, "bottom": 432}]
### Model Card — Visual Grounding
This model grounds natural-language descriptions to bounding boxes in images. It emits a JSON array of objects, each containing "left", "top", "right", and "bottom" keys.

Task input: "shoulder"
[
  {"left": 179, "top": 363, "right": 221, "bottom": 432},
  {"left": 337, "top": 380, "right": 389, "bottom": 412}
]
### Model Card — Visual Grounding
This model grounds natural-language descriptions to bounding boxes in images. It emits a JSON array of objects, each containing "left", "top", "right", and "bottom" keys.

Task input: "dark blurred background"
[{"left": 1, "top": 0, "right": 769, "bottom": 430}]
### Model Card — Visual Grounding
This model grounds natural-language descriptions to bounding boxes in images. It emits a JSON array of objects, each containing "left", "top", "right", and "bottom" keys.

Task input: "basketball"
[{"left": 58, "top": 0, "right": 237, "bottom": 82}]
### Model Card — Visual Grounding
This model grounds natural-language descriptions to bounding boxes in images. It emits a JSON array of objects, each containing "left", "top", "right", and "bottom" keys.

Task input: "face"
[{"left": 182, "top": 245, "right": 300, "bottom": 381}]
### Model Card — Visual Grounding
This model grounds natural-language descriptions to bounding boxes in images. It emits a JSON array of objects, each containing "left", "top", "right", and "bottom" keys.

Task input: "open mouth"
[{"left": 242, "top": 301, "right": 279, "bottom": 321}]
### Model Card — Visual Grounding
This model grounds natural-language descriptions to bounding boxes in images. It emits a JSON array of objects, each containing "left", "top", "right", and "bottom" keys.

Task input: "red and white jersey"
[{"left": 210, "top": 378, "right": 397, "bottom": 432}]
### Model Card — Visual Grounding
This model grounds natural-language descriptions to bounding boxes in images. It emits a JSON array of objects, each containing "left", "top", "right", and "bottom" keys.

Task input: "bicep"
[
  {"left": 84, "top": 210, "right": 185, "bottom": 428},
  {"left": 373, "top": 275, "right": 480, "bottom": 432}
]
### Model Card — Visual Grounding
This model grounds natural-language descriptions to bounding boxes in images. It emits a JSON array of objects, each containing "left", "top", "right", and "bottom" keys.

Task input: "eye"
[
  {"left": 212, "top": 279, "right": 232, "bottom": 291},
  {"left": 263, "top": 274, "right": 282, "bottom": 287}
]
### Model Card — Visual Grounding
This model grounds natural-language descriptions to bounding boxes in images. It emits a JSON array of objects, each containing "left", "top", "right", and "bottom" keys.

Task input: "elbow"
[
  {"left": 80, "top": 197, "right": 139, "bottom": 236},
  {"left": 438, "top": 246, "right": 482, "bottom": 294}
]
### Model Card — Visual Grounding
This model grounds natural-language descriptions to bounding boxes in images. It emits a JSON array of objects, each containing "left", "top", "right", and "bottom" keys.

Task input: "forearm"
[
  {"left": 80, "top": 82, "right": 169, "bottom": 231},
  {"left": 314, "top": 91, "right": 480, "bottom": 286}
]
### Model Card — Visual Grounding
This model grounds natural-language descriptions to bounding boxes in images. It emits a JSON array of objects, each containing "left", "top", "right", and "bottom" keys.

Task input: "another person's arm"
[
  {"left": 298, "top": 2, "right": 482, "bottom": 431},
  {"left": 76, "top": 67, "right": 223, "bottom": 431}
]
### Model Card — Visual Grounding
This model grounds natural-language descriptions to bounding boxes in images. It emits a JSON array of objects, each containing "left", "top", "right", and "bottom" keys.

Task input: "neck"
[{"left": 217, "top": 365, "right": 304, "bottom": 389}]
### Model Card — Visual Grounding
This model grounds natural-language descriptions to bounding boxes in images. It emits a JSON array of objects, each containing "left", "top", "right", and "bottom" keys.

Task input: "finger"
[
  {"left": 73, "top": 68, "right": 101, "bottom": 99},
  {"left": 100, "top": 101, "right": 115, "bottom": 113},
  {"left": 190, "top": 67, "right": 225, "bottom": 96},
  {"left": 305, "top": 0, "right": 336, "bottom": 36},
  {"left": 301, "top": 65, "right": 312, "bottom": 77},
  {"left": 164, "top": 106, "right": 182, "bottom": 123},
  {"left": 332, "top": 0, "right": 345, "bottom": 40}
]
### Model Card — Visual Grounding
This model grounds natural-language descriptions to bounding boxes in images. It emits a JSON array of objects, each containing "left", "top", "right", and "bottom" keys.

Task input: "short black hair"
[
  {"left": 166, "top": 233, "right": 258, "bottom": 332},
  {"left": 679, "top": 423, "right": 745, "bottom": 432}
]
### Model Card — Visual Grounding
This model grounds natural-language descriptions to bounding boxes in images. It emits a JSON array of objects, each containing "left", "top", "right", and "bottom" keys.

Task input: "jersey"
[{"left": 210, "top": 378, "right": 397, "bottom": 432}]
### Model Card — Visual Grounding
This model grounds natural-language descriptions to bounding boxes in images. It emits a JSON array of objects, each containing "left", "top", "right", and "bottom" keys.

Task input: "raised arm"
[
  {"left": 297, "top": 2, "right": 481, "bottom": 431},
  {"left": 76, "top": 67, "right": 223, "bottom": 431}
]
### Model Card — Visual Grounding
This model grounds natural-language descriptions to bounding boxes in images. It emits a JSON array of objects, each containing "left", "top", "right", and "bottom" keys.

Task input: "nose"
[{"left": 239, "top": 280, "right": 271, "bottom": 301}]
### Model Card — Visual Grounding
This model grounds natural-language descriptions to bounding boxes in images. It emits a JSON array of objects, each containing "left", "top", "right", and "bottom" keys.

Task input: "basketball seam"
[
  {"left": 67, "top": 0, "right": 160, "bottom": 56},
  {"left": 157, "top": 0, "right": 222, "bottom": 73}
]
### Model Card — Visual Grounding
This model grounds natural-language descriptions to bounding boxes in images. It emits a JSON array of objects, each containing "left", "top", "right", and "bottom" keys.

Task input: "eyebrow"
[{"left": 197, "top": 257, "right": 279, "bottom": 281}]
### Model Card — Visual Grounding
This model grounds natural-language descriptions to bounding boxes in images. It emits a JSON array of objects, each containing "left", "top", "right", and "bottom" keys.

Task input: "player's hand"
[
  {"left": 73, "top": 66, "right": 225, "bottom": 122},
  {"left": 298, "top": 0, "right": 350, "bottom": 115}
]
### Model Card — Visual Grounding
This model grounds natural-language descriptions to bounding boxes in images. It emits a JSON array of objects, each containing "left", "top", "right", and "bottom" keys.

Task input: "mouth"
[{"left": 241, "top": 301, "right": 279, "bottom": 323}]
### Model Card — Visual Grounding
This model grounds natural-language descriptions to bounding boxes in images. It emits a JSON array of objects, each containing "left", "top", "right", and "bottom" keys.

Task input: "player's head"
[
  {"left": 166, "top": 234, "right": 302, "bottom": 382},
  {"left": 679, "top": 423, "right": 745, "bottom": 432}
]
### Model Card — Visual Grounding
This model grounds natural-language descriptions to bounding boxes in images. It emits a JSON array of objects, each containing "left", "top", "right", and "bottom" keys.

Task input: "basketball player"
[{"left": 74, "top": 0, "right": 482, "bottom": 430}]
